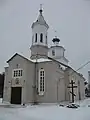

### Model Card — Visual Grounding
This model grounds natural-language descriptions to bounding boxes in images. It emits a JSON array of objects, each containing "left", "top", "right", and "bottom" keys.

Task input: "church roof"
[
  {"left": 65, "top": 67, "right": 86, "bottom": 80},
  {"left": 50, "top": 45, "right": 65, "bottom": 51},
  {"left": 48, "top": 56, "right": 69, "bottom": 68},
  {"left": 7, "top": 53, "right": 33, "bottom": 63},
  {"left": 56, "top": 56, "right": 69, "bottom": 62},
  {"left": 7, "top": 53, "right": 85, "bottom": 80},
  {"left": 31, "top": 7, "right": 49, "bottom": 29},
  {"left": 7, "top": 53, "right": 70, "bottom": 68},
  {"left": 7, "top": 53, "right": 51, "bottom": 63},
  {"left": 32, "top": 58, "right": 51, "bottom": 62}
]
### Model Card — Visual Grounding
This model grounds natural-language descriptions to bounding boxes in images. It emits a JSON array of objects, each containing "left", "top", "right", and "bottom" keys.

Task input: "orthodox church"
[{"left": 3, "top": 6, "right": 85, "bottom": 104}]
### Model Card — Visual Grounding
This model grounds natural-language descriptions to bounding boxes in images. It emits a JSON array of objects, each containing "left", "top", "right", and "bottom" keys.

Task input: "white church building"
[{"left": 3, "top": 6, "right": 85, "bottom": 104}]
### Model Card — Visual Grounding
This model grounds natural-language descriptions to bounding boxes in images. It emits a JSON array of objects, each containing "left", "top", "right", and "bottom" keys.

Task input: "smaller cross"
[
  {"left": 54, "top": 30, "right": 57, "bottom": 38},
  {"left": 39, "top": 4, "right": 43, "bottom": 14},
  {"left": 40, "top": 4, "right": 42, "bottom": 10}
]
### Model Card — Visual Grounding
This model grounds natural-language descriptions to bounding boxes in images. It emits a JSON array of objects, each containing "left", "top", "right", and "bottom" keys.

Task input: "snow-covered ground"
[{"left": 0, "top": 99, "right": 90, "bottom": 120}]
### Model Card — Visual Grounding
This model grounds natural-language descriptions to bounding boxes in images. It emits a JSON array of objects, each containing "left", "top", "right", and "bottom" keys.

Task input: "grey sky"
[{"left": 0, "top": 0, "right": 90, "bottom": 80}]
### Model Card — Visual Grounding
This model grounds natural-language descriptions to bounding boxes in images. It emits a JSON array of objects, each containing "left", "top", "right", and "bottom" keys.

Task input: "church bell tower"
[
  {"left": 30, "top": 5, "right": 49, "bottom": 59},
  {"left": 48, "top": 36, "right": 69, "bottom": 65}
]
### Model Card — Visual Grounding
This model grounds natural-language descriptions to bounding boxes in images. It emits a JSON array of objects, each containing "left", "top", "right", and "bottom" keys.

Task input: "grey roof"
[
  {"left": 7, "top": 53, "right": 33, "bottom": 63},
  {"left": 7, "top": 53, "right": 51, "bottom": 63},
  {"left": 31, "top": 9, "right": 49, "bottom": 29},
  {"left": 50, "top": 45, "right": 65, "bottom": 51},
  {"left": 7, "top": 53, "right": 69, "bottom": 68},
  {"left": 7, "top": 53, "right": 85, "bottom": 79}
]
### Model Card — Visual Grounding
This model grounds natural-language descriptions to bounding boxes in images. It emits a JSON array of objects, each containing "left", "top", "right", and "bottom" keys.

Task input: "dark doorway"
[{"left": 11, "top": 87, "right": 22, "bottom": 104}]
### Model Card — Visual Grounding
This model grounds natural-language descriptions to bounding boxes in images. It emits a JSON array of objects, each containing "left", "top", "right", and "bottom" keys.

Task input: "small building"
[{"left": 3, "top": 6, "right": 85, "bottom": 104}]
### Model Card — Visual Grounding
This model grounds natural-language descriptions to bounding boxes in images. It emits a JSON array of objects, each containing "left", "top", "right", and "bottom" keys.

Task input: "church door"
[{"left": 11, "top": 87, "right": 22, "bottom": 104}]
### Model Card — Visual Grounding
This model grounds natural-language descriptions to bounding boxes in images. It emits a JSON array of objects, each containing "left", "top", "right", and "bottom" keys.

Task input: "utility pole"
[{"left": 68, "top": 80, "right": 77, "bottom": 103}]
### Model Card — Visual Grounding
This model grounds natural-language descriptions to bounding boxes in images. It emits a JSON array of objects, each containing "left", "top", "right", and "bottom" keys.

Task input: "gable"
[{"left": 7, "top": 53, "right": 33, "bottom": 63}]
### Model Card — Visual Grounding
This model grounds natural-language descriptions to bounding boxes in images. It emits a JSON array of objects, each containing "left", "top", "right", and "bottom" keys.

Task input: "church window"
[
  {"left": 18, "top": 70, "right": 22, "bottom": 76},
  {"left": 46, "top": 35, "right": 47, "bottom": 44},
  {"left": 16, "top": 71, "right": 18, "bottom": 77},
  {"left": 39, "top": 69, "right": 45, "bottom": 95},
  {"left": 14, "top": 71, "right": 16, "bottom": 77},
  {"left": 52, "top": 50, "right": 55, "bottom": 56},
  {"left": 35, "top": 33, "right": 37, "bottom": 42},
  {"left": 12, "top": 69, "right": 23, "bottom": 78},
  {"left": 40, "top": 33, "right": 43, "bottom": 43},
  {"left": 21, "top": 70, "right": 22, "bottom": 76}
]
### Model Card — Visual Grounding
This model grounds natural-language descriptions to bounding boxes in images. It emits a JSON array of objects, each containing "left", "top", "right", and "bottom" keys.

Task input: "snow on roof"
[
  {"left": 7, "top": 53, "right": 52, "bottom": 63},
  {"left": 30, "top": 58, "right": 52, "bottom": 63}
]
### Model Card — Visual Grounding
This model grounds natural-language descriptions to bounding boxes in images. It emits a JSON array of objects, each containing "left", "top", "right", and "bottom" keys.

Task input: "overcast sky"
[{"left": 0, "top": 0, "right": 90, "bottom": 80}]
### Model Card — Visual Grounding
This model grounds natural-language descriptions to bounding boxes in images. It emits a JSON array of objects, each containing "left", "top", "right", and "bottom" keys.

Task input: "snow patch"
[
  {"left": 0, "top": 99, "right": 90, "bottom": 120},
  {"left": 31, "top": 58, "right": 52, "bottom": 63}
]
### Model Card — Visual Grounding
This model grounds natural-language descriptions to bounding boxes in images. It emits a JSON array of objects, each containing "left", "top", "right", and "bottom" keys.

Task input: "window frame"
[
  {"left": 12, "top": 69, "right": 23, "bottom": 78},
  {"left": 38, "top": 68, "right": 45, "bottom": 95}
]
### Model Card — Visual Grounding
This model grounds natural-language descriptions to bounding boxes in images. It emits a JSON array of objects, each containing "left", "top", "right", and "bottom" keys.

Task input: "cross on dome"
[{"left": 39, "top": 4, "right": 43, "bottom": 14}]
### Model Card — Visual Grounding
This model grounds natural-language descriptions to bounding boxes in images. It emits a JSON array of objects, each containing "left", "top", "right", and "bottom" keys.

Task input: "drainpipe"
[
  {"left": 56, "top": 80, "right": 58, "bottom": 103},
  {"left": 33, "top": 54, "right": 38, "bottom": 104},
  {"left": 33, "top": 63, "right": 36, "bottom": 104}
]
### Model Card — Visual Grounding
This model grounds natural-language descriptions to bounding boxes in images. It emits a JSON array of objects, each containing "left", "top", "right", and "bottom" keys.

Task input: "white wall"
[
  {"left": 48, "top": 47, "right": 65, "bottom": 58},
  {"left": 32, "top": 24, "right": 48, "bottom": 46},
  {"left": 48, "top": 46, "right": 68, "bottom": 65},
  {"left": 3, "top": 55, "right": 28, "bottom": 104},
  {"left": 36, "top": 61, "right": 65, "bottom": 103},
  {"left": 68, "top": 69, "right": 85, "bottom": 102}
]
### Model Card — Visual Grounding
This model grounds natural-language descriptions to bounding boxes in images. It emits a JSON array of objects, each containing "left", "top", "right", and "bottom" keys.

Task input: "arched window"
[
  {"left": 52, "top": 50, "right": 55, "bottom": 56},
  {"left": 46, "top": 35, "right": 47, "bottom": 44},
  {"left": 38, "top": 68, "right": 45, "bottom": 95},
  {"left": 40, "top": 33, "right": 43, "bottom": 43},
  {"left": 35, "top": 33, "right": 37, "bottom": 42}
]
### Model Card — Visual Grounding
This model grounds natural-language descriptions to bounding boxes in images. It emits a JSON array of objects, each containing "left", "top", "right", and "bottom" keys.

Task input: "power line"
[
  {"left": 76, "top": 61, "right": 90, "bottom": 72},
  {"left": 70, "top": 61, "right": 90, "bottom": 77}
]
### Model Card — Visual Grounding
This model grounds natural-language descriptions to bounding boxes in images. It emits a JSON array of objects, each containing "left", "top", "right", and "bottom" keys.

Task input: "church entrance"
[{"left": 11, "top": 87, "right": 22, "bottom": 104}]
